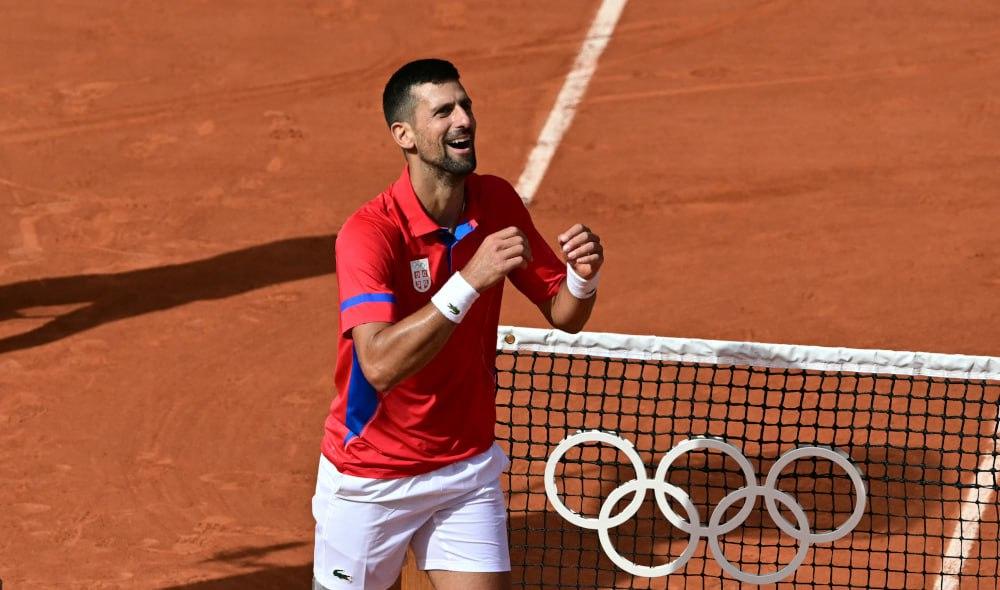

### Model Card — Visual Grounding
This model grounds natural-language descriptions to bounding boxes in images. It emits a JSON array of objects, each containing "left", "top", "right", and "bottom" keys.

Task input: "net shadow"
[{"left": 505, "top": 443, "right": 949, "bottom": 589}]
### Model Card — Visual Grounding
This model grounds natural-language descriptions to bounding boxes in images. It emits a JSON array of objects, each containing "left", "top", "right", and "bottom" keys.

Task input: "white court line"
[
  {"left": 515, "top": 0, "right": 628, "bottom": 204},
  {"left": 931, "top": 415, "right": 1000, "bottom": 590}
]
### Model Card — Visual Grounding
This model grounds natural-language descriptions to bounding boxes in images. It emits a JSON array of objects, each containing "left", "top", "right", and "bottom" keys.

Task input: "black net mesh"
[{"left": 495, "top": 344, "right": 1000, "bottom": 589}]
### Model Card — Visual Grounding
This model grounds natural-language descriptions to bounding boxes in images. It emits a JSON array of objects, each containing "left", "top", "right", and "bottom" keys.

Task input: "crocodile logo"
[
  {"left": 333, "top": 569, "right": 353, "bottom": 582},
  {"left": 447, "top": 303, "right": 460, "bottom": 315}
]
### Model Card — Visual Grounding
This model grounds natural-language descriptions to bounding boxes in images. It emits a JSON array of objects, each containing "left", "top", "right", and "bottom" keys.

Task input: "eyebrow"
[{"left": 429, "top": 96, "right": 472, "bottom": 114}]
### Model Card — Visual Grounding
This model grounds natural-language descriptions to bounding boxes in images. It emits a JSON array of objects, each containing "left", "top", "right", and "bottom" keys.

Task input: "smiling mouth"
[{"left": 446, "top": 138, "right": 473, "bottom": 150}]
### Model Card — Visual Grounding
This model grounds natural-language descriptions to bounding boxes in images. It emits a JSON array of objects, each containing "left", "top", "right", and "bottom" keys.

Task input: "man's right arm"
[
  {"left": 352, "top": 226, "right": 532, "bottom": 392},
  {"left": 351, "top": 310, "right": 455, "bottom": 393}
]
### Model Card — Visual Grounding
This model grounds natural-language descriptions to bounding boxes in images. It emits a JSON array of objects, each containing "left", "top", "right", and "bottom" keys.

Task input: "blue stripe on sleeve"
[{"left": 340, "top": 292, "right": 395, "bottom": 312}]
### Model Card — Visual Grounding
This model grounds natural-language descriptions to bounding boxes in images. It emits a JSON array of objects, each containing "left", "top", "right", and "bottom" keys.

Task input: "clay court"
[{"left": 2, "top": 1, "right": 1000, "bottom": 588}]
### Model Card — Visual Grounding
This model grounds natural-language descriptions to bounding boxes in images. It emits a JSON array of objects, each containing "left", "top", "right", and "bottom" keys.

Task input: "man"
[{"left": 313, "top": 58, "right": 604, "bottom": 590}]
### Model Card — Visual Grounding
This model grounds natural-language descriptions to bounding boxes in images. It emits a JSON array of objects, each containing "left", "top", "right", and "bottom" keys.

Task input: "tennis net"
[{"left": 494, "top": 326, "right": 1000, "bottom": 590}]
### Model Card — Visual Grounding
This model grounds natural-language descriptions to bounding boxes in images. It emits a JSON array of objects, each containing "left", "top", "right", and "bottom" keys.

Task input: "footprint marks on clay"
[
  {"left": 55, "top": 80, "right": 122, "bottom": 115},
  {"left": 1, "top": 180, "right": 80, "bottom": 263},
  {"left": 123, "top": 132, "right": 179, "bottom": 159}
]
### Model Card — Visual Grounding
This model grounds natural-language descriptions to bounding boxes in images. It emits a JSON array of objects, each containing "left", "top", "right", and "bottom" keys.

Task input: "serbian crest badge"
[{"left": 410, "top": 258, "right": 431, "bottom": 293}]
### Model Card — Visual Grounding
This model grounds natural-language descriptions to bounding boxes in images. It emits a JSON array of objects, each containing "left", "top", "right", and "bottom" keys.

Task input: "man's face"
[{"left": 407, "top": 81, "right": 477, "bottom": 176}]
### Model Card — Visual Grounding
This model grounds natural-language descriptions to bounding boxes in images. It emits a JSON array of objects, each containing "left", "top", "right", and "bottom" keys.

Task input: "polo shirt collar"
[{"left": 392, "top": 166, "right": 479, "bottom": 237}]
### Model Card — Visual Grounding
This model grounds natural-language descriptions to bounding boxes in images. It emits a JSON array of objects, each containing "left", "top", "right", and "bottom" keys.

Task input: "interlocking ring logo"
[{"left": 544, "top": 431, "right": 867, "bottom": 585}]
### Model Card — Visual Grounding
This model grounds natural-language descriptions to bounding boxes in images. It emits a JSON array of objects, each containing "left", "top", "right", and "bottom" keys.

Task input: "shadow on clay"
[
  {"left": 199, "top": 541, "right": 311, "bottom": 566},
  {"left": 501, "top": 438, "right": 985, "bottom": 588},
  {"left": 156, "top": 541, "right": 313, "bottom": 589},
  {"left": 153, "top": 442, "right": 965, "bottom": 589},
  {"left": 159, "top": 563, "right": 312, "bottom": 590},
  {"left": 0, "top": 234, "right": 336, "bottom": 354}
]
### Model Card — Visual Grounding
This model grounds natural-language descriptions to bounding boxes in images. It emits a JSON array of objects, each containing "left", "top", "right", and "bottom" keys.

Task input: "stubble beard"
[
  {"left": 439, "top": 149, "right": 477, "bottom": 176},
  {"left": 414, "top": 132, "right": 477, "bottom": 178}
]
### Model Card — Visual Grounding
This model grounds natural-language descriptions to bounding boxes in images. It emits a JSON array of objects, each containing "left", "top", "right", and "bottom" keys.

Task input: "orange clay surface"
[{"left": 2, "top": 1, "right": 1000, "bottom": 588}]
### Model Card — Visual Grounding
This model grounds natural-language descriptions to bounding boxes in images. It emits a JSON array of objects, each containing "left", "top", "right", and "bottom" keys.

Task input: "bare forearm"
[
  {"left": 355, "top": 227, "right": 535, "bottom": 391},
  {"left": 355, "top": 306, "right": 457, "bottom": 391},
  {"left": 545, "top": 222, "right": 603, "bottom": 333},
  {"left": 545, "top": 281, "right": 597, "bottom": 333}
]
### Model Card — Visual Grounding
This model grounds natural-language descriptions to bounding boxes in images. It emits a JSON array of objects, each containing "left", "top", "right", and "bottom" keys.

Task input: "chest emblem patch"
[{"left": 410, "top": 258, "right": 431, "bottom": 293}]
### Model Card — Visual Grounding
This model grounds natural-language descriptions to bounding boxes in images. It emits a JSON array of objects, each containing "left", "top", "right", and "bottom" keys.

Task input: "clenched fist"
[
  {"left": 461, "top": 226, "right": 533, "bottom": 291},
  {"left": 558, "top": 223, "right": 603, "bottom": 279}
]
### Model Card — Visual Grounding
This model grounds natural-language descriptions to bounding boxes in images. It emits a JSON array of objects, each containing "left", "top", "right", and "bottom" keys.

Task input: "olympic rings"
[{"left": 543, "top": 431, "right": 867, "bottom": 585}]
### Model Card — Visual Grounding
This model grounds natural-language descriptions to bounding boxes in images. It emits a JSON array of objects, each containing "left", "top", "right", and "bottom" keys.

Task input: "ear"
[{"left": 390, "top": 121, "right": 415, "bottom": 150}]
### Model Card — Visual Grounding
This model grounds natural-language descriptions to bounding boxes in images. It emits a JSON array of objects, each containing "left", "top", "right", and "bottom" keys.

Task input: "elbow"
[
  {"left": 367, "top": 374, "right": 394, "bottom": 393},
  {"left": 357, "top": 359, "right": 398, "bottom": 392},
  {"left": 552, "top": 304, "right": 595, "bottom": 334},
  {"left": 371, "top": 371, "right": 400, "bottom": 393},
  {"left": 546, "top": 292, "right": 596, "bottom": 334},
  {"left": 543, "top": 308, "right": 588, "bottom": 335},
  {"left": 551, "top": 316, "right": 588, "bottom": 334}
]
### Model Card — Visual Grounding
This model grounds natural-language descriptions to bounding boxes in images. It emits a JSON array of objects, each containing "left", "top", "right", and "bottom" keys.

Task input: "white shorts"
[{"left": 312, "top": 444, "right": 511, "bottom": 590}]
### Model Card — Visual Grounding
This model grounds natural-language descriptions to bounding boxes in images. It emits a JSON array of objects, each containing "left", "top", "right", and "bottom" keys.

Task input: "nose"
[{"left": 452, "top": 105, "right": 473, "bottom": 130}]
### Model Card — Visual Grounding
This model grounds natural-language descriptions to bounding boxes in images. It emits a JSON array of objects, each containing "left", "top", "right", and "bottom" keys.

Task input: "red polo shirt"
[{"left": 322, "top": 167, "right": 566, "bottom": 478}]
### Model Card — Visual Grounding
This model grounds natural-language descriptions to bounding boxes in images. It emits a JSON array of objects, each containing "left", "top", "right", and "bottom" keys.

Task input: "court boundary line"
[
  {"left": 932, "top": 417, "right": 1000, "bottom": 590},
  {"left": 515, "top": 0, "right": 627, "bottom": 204}
]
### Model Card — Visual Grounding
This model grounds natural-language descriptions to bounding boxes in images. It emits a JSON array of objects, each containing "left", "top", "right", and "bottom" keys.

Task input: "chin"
[{"left": 441, "top": 156, "right": 477, "bottom": 176}]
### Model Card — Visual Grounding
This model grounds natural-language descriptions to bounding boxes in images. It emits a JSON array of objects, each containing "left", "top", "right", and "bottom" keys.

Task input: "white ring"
[
  {"left": 596, "top": 478, "right": 702, "bottom": 577},
  {"left": 763, "top": 446, "right": 867, "bottom": 544},
  {"left": 543, "top": 432, "right": 868, "bottom": 584},
  {"left": 707, "top": 486, "right": 812, "bottom": 585},
  {"left": 652, "top": 437, "right": 758, "bottom": 535},
  {"left": 544, "top": 430, "right": 648, "bottom": 530}
]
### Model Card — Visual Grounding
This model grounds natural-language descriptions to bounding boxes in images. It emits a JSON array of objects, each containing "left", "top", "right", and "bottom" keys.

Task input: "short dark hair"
[{"left": 382, "top": 58, "right": 460, "bottom": 126}]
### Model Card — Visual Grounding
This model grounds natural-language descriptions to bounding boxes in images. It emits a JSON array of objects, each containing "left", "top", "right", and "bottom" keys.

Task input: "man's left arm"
[{"left": 537, "top": 223, "right": 604, "bottom": 333}]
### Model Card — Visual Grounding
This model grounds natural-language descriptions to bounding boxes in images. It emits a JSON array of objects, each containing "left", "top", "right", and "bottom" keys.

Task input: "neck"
[{"left": 408, "top": 158, "right": 466, "bottom": 230}]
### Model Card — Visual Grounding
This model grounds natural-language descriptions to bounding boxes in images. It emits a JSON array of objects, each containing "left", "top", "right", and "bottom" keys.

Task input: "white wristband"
[
  {"left": 431, "top": 271, "right": 480, "bottom": 323},
  {"left": 566, "top": 263, "right": 599, "bottom": 299}
]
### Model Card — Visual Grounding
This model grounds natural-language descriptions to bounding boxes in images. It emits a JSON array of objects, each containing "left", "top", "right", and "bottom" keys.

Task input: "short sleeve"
[
  {"left": 493, "top": 181, "right": 566, "bottom": 305},
  {"left": 336, "top": 215, "right": 399, "bottom": 335}
]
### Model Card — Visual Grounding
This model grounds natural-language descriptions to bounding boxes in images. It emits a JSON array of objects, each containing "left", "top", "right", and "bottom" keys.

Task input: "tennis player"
[{"left": 313, "top": 58, "right": 604, "bottom": 590}]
